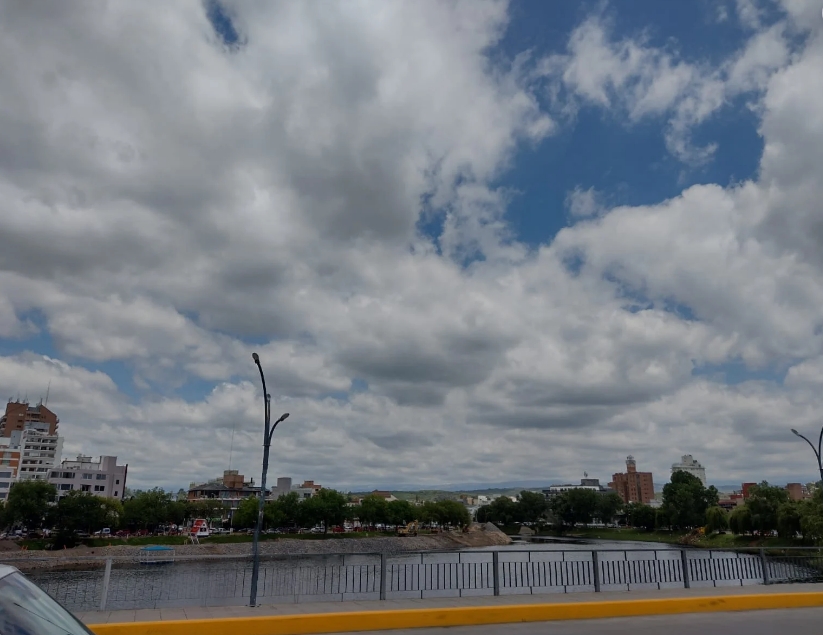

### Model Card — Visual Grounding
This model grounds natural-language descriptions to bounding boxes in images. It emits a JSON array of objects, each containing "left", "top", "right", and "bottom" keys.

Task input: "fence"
[{"left": 6, "top": 547, "right": 823, "bottom": 612}]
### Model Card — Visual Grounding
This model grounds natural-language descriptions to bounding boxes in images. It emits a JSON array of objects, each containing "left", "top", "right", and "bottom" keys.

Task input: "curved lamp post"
[
  {"left": 249, "top": 352, "right": 289, "bottom": 607},
  {"left": 790, "top": 428, "right": 823, "bottom": 484}
]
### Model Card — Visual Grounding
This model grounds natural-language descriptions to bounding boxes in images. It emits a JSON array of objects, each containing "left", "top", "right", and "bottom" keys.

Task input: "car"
[{"left": 0, "top": 563, "right": 95, "bottom": 634}]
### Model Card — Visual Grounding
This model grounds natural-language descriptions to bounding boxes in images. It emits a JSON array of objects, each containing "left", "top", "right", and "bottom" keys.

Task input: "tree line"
[
  {"left": 0, "top": 483, "right": 471, "bottom": 540},
  {"left": 232, "top": 492, "right": 470, "bottom": 532}
]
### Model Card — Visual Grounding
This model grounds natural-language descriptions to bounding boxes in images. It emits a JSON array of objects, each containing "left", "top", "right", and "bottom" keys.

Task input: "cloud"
[
  {"left": 0, "top": 1, "right": 822, "bottom": 490},
  {"left": 539, "top": 8, "right": 794, "bottom": 165}
]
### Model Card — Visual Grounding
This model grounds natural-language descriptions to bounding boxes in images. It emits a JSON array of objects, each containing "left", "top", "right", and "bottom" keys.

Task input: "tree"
[
  {"left": 661, "top": 471, "right": 719, "bottom": 529},
  {"left": 123, "top": 488, "right": 172, "bottom": 530},
  {"left": 597, "top": 492, "right": 623, "bottom": 523},
  {"left": 551, "top": 489, "right": 600, "bottom": 528},
  {"left": 746, "top": 482, "right": 788, "bottom": 535},
  {"left": 435, "top": 500, "right": 471, "bottom": 527},
  {"left": 777, "top": 501, "right": 803, "bottom": 539},
  {"left": 704, "top": 506, "right": 729, "bottom": 534},
  {"left": 301, "top": 489, "right": 348, "bottom": 532},
  {"left": 729, "top": 505, "right": 753, "bottom": 535},
  {"left": 625, "top": 503, "right": 656, "bottom": 531},
  {"left": 271, "top": 492, "right": 302, "bottom": 528},
  {"left": 386, "top": 500, "right": 417, "bottom": 526},
  {"left": 477, "top": 496, "right": 519, "bottom": 526},
  {"left": 358, "top": 494, "right": 389, "bottom": 526},
  {"left": 232, "top": 496, "right": 259, "bottom": 529},
  {"left": 6, "top": 480, "right": 56, "bottom": 529},
  {"left": 518, "top": 491, "right": 548, "bottom": 524},
  {"left": 51, "top": 492, "right": 122, "bottom": 535}
]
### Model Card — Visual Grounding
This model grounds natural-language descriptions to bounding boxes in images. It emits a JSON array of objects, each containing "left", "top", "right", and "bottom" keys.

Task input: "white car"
[{"left": 0, "top": 564, "right": 94, "bottom": 634}]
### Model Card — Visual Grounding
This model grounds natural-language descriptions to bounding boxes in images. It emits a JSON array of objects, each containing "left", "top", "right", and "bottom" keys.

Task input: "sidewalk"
[{"left": 78, "top": 582, "right": 823, "bottom": 624}]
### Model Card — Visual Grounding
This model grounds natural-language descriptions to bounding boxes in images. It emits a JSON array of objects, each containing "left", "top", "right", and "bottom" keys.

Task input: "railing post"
[
  {"left": 492, "top": 551, "right": 500, "bottom": 596},
  {"left": 592, "top": 551, "right": 601, "bottom": 592},
  {"left": 99, "top": 558, "right": 112, "bottom": 611},
  {"left": 379, "top": 553, "right": 387, "bottom": 600},
  {"left": 760, "top": 549, "right": 770, "bottom": 585},
  {"left": 680, "top": 549, "right": 690, "bottom": 589}
]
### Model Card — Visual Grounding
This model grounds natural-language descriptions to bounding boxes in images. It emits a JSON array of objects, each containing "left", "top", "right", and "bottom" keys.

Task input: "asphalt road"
[{"left": 341, "top": 608, "right": 823, "bottom": 635}]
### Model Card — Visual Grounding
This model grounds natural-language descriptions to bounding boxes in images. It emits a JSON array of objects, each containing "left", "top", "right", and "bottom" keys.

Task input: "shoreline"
[{"left": 1, "top": 523, "right": 512, "bottom": 571}]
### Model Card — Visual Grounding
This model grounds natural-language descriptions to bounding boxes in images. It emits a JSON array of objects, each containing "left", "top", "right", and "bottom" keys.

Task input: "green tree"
[
  {"left": 625, "top": 503, "right": 656, "bottom": 531},
  {"left": 597, "top": 492, "right": 624, "bottom": 523},
  {"left": 232, "top": 496, "right": 259, "bottom": 529},
  {"left": 358, "top": 494, "right": 389, "bottom": 526},
  {"left": 301, "top": 489, "right": 348, "bottom": 532},
  {"left": 51, "top": 491, "right": 122, "bottom": 535},
  {"left": 271, "top": 492, "right": 302, "bottom": 528},
  {"left": 777, "top": 501, "right": 803, "bottom": 539},
  {"left": 479, "top": 496, "right": 520, "bottom": 525},
  {"left": 434, "top": 500, "right": 471, "bottom": 527},
  {"left": 517, "top": 491, "right": 548, "bottom": 524},
  {"left": 123, "top": 488, "right": 172, "bottom": 530},
  {"left": 6, "top": 480, "right": 56, "bottom": 529},
  {"left": 551, "top": 489, "right": 600, "bottom": 528},
  {"left": 746, "top": 482, "right": 788, "bottom": 535},
  {"left": 386, "top": 499, "right": 417, "bottom": 525},
  {"left": 729, "top": 505, "right": 753, "bottom": 535},
  {"left": 704, "top": 506, "right": 729, "bottom": 534},
  {"left": 661, "top": 471, "right": 719, "bottom": 529}
]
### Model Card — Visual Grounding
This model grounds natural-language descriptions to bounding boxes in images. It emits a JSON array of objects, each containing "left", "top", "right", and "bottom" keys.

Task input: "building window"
[
  {"left": 0, "top": 471, "right": 11, "bottom": 478},
  {"left": 81, "top": 485, "right": 91, "bottom": 492},
  {"left": 115, "top": 479, "right": 120, "bottom": 484},
  {"left": 59, "top": 484, "right": 72, "bottom": 491},
  {"left": 83, "top": 474, "right": 93, "bottom": 480},
  {"left": 96, "top": 474, "right": 106, "bottom": 480},
  {"left": 114, "top": 491, "right": 118, "bottom": 497},
  {"left": 61, "top": 472, "right": 74, "bottom": 479},
  {"left": 94, "top": 485, "right": 105, "bottom": 492},
  {"left": 0, "top": 482, "right": 8, "bottom": 489}
]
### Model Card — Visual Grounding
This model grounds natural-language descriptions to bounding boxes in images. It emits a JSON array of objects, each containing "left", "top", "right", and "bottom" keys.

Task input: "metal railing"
[{"left": 5, "top": 547, "right": 822, "bottom": 612}]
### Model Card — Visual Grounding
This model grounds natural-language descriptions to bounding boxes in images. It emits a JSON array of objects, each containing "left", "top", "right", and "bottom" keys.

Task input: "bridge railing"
[{"left": 4, "top": 547, "right": 822, "bottom": 612}]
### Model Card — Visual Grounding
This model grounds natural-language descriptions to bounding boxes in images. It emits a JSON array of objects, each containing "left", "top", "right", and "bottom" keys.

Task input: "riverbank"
[
  {"left": 565, "top": 527, "right": 805, "bottom": 549},
  {"left": 0, "top": 523, "right": 512, "bottom": 571}
]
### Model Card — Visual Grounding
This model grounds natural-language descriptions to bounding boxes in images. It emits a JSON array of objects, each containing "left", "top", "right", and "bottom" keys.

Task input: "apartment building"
[
  {"left": 16, "top": 429, "right": 63, "bottom": 482},
  {"left": 609, "top": 456, "right": 654, "bottom": 504},
  {"left": 671, "top": 454, "right": 707, "bottom": 485},
  {"left": 0, "top": 400, "right": 59, "bottom": 439},
  {"left": 48, "top": 455, "right": 127, "bottom": 501},
  {"left": 188, "top": 470, "right": 261, "bottom": 517}
]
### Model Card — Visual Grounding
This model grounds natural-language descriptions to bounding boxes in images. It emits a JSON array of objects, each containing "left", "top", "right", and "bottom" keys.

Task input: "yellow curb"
[{"left": 87, "top": 592, "right": 823, "bottom": 635}]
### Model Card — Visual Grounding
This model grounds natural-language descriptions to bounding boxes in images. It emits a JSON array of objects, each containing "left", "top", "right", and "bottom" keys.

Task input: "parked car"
[{"left": 0, "top": 564, "right": 95, "bottom": 634}]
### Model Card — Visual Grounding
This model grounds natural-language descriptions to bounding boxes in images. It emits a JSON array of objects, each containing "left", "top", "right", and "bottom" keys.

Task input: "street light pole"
[
  {"left": 790, "top": 428, "right": 823, "bottom": 484},
  {"left": 249, "top": 352, "right": 289, "bottom": 607}
]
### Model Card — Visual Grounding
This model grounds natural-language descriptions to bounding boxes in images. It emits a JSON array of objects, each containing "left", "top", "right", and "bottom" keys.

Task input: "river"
[{"left": 24, "top": 538, "right": 791, "bottom": 612}]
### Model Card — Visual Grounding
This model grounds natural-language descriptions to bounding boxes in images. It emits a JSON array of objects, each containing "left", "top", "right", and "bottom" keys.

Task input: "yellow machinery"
[{"left": 397, "top": 521, "right": 419, "bottom": 537}]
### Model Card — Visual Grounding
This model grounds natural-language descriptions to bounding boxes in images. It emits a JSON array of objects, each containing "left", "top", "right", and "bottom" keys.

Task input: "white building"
[
  {"left": 268, "top": 477, "right": 293, "bottom": 500},
  {"left": 671, "top": 454, "right": 707, "bottom": 486},
  {"left": 16, "top": 429, "right": 63, "bottom": 482},
  {"left": 48, "top": 455, "right": 128, "bottom": 501}
]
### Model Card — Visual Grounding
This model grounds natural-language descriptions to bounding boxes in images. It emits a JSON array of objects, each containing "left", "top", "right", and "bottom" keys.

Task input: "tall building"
[
  {"left": 671, "top": 454, "right": 707, "bottom": 485},
  {"left": 269, "top": 477, "right": 293, "bottom": 500},
  {"left": 188, "top": 470, "right": 261, "bottom": 520},
  {"left": 0, "top": 400, "right": 59, "bottom": 438},
  {"left": 609, "top": 456, "right": 654, "bottom": 504},
  {"left": 16, "top": 429, "right": 63, "bottom": 482},
  {"left": 48, "top": 455, "right": 128, "bottom": 501}
]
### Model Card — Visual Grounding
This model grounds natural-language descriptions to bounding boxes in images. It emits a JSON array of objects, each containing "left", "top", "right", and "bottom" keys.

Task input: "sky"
[{"left": 1, "top": 0, "right": 823, "bottom": 491}]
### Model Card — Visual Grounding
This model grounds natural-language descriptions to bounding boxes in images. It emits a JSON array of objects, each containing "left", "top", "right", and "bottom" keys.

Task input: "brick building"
[
  {"left": 609, "top": 456, "right": 654, "bottom": 504},
  {"left": 0, "top": 401, "right": 59, "bottom": 439}
]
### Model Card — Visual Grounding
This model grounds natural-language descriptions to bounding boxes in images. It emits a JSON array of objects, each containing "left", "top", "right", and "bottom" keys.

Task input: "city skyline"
[{"left": 1, "top": 2, "right": 823, "bottom": 489}]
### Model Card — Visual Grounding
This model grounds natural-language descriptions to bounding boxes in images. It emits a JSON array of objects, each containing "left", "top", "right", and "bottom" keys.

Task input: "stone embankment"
[{"left": 1, "top": 523, "right": 511, "bottom": 571}]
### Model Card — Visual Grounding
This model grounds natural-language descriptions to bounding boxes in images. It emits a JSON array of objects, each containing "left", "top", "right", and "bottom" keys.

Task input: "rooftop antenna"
[
  {"left": 227, "top": 420, "right": 237, "bottom": 472},
  {"left": 44, "top": 381, "right": 50, "bottom": 407}
]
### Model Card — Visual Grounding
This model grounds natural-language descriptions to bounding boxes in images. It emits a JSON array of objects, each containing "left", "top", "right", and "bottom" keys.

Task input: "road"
[{"left": 340, "top": 608, "right": 823, "bottom": 635}]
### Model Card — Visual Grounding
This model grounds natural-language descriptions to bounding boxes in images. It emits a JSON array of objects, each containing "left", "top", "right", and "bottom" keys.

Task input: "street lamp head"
[
  {"left": 252, "top": 352, "right": 260, "bottom": 364},
  {"left": 276, "top": 412, "right": 289, "bottom": 424},
  {"left": 791, "top": 429, "right": 800, "bottom": 436}
]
